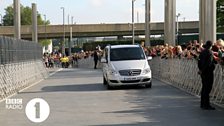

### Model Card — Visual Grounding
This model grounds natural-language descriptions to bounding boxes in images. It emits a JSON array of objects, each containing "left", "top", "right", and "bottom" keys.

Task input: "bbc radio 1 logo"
[
  {"left": 5, "top": 98, "right": 23, "bottom": 109},
  {"left": 5, "top": 98, "right": 50, "bottom": 123}
]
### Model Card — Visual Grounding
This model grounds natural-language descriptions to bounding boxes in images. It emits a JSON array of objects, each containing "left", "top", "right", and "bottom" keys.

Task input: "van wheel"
[
  {"left": 145, "top": 82, "right": 152, "bottom": 88},
  {"left": 107, "top": 84, "right": 113, "bottom": 90},
  {"left": 103, "top": 76, "right": 107, "bottom": 85}
]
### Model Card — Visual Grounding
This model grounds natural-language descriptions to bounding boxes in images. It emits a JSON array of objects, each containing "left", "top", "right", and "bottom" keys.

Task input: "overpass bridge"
[{"left": 0, "top": 21, "right": 199, "bottom": 39}]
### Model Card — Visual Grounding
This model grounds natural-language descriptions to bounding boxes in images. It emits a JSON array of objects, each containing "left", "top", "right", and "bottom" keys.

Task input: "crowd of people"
[
  {"left": 43, "top": 49, "right": 103, "bottom": 69},
  {"left": 147, "top": 39, "right": 224, "bottom": 65}
]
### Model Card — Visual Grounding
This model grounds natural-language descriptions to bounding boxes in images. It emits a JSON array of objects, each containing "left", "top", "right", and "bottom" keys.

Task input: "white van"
[{"left": 101, "top": 44, "right": 152, "bottom": 89}]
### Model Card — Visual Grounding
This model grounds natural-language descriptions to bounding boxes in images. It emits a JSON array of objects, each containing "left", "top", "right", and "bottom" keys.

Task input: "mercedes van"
[{"left": 101, "top": 45, "right": 152, "bottom": 89}]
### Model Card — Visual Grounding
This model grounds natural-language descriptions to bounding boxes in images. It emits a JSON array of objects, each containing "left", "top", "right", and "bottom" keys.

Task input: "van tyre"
[
  {"left": 107, "top": 83, "right": 113, "bottom": 90},
  {"left": 145, "top": 82, "right": 152, "bottom": 88}
]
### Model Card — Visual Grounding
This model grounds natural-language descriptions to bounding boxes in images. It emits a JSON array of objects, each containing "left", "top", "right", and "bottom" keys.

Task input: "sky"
[{"left": 0, "top": 0, "right": 199, "bottom": 25}]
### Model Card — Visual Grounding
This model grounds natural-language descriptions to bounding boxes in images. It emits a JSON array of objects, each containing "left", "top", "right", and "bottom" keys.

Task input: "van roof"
[{"left": 106, "top": 44, "right": 140, "bottom": 49}]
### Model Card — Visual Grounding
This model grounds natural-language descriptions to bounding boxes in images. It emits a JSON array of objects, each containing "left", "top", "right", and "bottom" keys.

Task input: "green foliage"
[
  {"left": 3, "top": 5, "right": 14, "bottom": 26},
  {"left": 2, "top": 4, "right": 50, "bottom": 26},
  {"left": 217, "top": 0, "right": 224, "bottom": 32},
  {"left": 39, "top": 39, "right": 51, "bottom": 46}
]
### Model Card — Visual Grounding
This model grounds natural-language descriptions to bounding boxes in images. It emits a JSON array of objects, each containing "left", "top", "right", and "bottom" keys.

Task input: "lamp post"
[
  {"left": 43, "top": 14, "right": 48, "bottom": 52},
  {"left": 132, "top": 0, "right": 136, "bottom": 45},
  {"left": 145, "top": 0, "right": 151, "bottom": 47},
  {"left": 176, "top": 13, "right": 181, "bottom": 45},
  {"left": 0, "top": 14, "right": 2, "bottom": 26},
  {"left": 183, "top": 17, "right": 186, "bottom": 22},
  {"left": 61, "top": 7, "right": 65, "bottom": 55},
  {"left": 71, "top": 16, "right": 74, "bottom": 24},
  {"left": 43, "top": 14, "right": 47, "bottom": 40}
]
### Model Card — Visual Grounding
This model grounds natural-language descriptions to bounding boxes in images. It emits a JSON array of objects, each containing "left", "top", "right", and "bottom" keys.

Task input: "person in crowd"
[
  {"left": 176, "top": 45, "right": 183, "bottom": 59},
  {"left": 60, "top": 55, "right": 69, "bottom": 68},
  {"left": 48, "top": 55, "right": 54, "bottom": 68},
  {"left": 44, "top": 54, "right": 49, "bottom": 68},
  {"left": 93, "top": 50, "right": 99, "bottom": 69},
  {"left": 198, "top": 40, "right": 216, "bottom": 110}
]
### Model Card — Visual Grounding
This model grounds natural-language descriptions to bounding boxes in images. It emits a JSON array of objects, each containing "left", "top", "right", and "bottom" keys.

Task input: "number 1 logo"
[{"left": 26, "top": 98, "right": 50, "bottom": 123}]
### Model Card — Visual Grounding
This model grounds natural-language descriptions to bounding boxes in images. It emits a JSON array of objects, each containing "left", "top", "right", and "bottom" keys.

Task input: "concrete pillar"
[
  {"left": 14, "top": 0, "right": 21, "bottom": 39},
  {"left": 32, "top": 3, "right": 38, "bottom": 43},
  {"left": 164, "top": 0, "right": 176, "bottom": 46},
  {"left": 199, "top": 0, "right": 217, "bottom": 43},
  {"left": 145, "top": 0, "right": 151, "bottom": 47}
]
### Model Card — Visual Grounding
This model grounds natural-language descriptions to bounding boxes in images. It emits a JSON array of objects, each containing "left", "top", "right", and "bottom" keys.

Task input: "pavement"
[{"left": 0, "top": 68, "right": 224, "bottom": 126}]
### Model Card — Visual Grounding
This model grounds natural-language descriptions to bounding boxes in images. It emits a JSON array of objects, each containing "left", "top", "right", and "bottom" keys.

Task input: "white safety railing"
[
  {"left": 0, "top": 60, "right": 48, "bottom": 100},
  {"left": 150, "top": 57, "right": 224, "bottom": 107}
]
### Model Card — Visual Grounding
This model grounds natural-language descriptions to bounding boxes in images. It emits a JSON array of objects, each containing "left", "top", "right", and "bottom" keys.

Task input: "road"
[{"left": 0, "top": 68, "right": 224, "bottom": 126}]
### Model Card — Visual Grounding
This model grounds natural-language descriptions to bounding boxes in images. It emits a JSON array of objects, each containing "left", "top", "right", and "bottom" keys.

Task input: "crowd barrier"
[
  {"left": 0, "top": 37, "right": 48, "bottom": 100},
  {"left": 0, "top": 60, "right": 48, "bottom": 100},
  {"left": 150, "top": 57, "right": 224, "bottom": 107},
  {"left": 75, "top": 57, "right": 103, "bottom": 69},
  {"left": 0, "top": 36, "right": 42, "bottom": 64}
]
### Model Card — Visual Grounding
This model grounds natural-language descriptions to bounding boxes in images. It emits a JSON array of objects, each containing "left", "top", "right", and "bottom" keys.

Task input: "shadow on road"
[
  {"left": 90, "top": 79, "right": 224, "bottom": 126},
  {"left": 19, "top": 83, "right": 148, "bottom": 94},
  {"left": 41, "top": 83, "right": 106, "bottom": 92}
]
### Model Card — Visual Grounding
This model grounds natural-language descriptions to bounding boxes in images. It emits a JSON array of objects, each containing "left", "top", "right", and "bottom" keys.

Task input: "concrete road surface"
[{"left": 0, "top": 68, "right": 224, "bottom": 126}]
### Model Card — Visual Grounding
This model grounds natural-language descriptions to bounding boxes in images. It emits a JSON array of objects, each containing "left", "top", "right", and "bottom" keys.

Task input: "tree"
[
  {"left": 2, "top": 4, "right": 51, "bottom": 46},
  {"left": 2, "top": 4, "right": 50, "bottom": 26},
  {"left": 217, "top": 0, "right": 224, "bottom": 32},
  {"left": 39, "top": 39, "right": 52, "bottom": 47}
]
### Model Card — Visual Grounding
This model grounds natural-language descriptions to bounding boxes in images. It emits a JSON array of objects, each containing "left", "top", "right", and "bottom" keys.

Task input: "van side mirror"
[
  {"left": 147, "top": 56, "right": 152, "bottom": 61},
  {"left": 101, "top": 58, "right": 107, "bottom": 63}
]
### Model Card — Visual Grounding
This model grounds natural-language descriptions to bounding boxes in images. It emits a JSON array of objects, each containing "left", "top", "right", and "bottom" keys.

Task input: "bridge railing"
[
  {"left": 0, "top": 36, "right": 48, "bottom": 100},
  {"left": 150, "top": 57, "right": 224, "bottom": 107}
]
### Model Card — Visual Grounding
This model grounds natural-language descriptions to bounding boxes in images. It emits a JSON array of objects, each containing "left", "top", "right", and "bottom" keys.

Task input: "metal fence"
[
  {"left": 0, "top": 36, "right": 48, "bottom": 100},
  {"left": 0, "top": 36, "right": 42, "bottom": 64},
  {"left": 150, "top": 57, "right": 224, "bottom": 107}
]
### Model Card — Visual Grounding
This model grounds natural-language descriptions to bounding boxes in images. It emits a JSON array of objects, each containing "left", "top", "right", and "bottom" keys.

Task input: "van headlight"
[
  {"left": 142, "top": 68, "right": 151, "bottom": 74},
  {"left": 108, "top": 69, "right": 118, "bottom": 75}
]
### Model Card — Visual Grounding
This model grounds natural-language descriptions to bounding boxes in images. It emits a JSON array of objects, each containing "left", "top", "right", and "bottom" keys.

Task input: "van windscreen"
[{"left": 110, "top": 47, "right": 145, "bottom": 61}]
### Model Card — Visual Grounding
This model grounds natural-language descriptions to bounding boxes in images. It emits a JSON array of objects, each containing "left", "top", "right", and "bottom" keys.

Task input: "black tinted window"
[{"left": 110, "top": 47, "right": 145, "bottom": 61}]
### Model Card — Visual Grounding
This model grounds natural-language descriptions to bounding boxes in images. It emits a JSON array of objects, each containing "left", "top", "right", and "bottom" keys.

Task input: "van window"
[{"left": 110, "top": 47, "right": 145, "bottom": 61}]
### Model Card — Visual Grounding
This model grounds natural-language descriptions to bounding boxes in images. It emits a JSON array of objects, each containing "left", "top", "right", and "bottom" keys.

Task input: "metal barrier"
[
  {"left": 0, "top": 37, "right": 48, "bottom": 100},
  {"left": 150, "top": 57, "right": 224, "bottom": 107},
  {"left": 76, "top": 57, "right": 103, "bottom": 69},
  {"left": 0, "top": 36, "right": 42, "bottom": 64}
]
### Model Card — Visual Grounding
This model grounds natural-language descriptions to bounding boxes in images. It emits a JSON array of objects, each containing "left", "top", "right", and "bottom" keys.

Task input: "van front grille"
[{"left": 119, "top": 69, "right": 141, "bottom": 76}]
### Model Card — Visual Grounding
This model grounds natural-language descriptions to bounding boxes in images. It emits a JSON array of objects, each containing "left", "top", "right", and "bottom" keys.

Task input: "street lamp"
[
  {"left": 71, "top": 16, "right": 74, "bottom": 24},
  {"left": 132, "top": 0, "right": 136, "bottom": 45},
  {"left": 43, "top": 14, "right": 47, "bottom": 40},
  {"left": 176, "top": 13, "right": 181, "bottom": 45},
  {"left": 0, "top": 14, "right": 2, "bottom": 26},
  {"left": 43, "top": 14, "right": 47, "bottom": 52},
  {"left": 183, "top": 17, "right": 186, "bottom": 22},
  {"left": 61, "top": 7, "right": 65, "bottom": 55}
]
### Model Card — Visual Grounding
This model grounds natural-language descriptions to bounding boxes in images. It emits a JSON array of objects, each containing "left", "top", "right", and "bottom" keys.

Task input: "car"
[{"left": 101, "top": 44, "right": 152, "bottom": 89}]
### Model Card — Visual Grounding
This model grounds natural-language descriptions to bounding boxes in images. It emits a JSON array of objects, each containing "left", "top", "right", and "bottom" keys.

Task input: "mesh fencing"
[
  {"left": 150, "top": 57, "right": 224, "bottom": 107},
  {"left": 0, "top": 36, "right": 48, "bottom": 100},
  {"left": 0, "top": 36, "right": 42, "bottom": 64}
]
